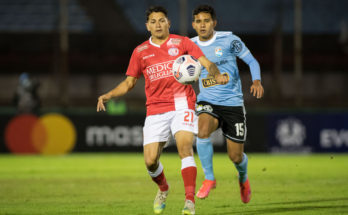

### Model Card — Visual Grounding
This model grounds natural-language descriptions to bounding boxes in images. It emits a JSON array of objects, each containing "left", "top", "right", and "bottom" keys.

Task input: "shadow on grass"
[
  {"left": 210, "top": 198, "right": 348, "bottom": 215},
  {"left": 253, "top": 197, "right": 348, "bottom": 206},
  {"left": 229, "top": 205, "right": 348, "bottom": 215}
]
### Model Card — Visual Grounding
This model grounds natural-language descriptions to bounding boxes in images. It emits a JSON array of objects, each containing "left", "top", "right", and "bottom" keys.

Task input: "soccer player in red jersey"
[{"left": 97, "top": 6, "right": 227, "bottom": 215}]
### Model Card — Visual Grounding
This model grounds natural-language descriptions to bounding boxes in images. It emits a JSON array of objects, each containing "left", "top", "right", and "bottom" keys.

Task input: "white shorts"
[{"left": 143, "top": 109, "right": 198, "bottom": 146}]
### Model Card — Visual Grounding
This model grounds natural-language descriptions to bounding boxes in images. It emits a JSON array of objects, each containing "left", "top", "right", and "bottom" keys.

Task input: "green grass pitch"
[{"left": 0, "top": 153, "right": 348, "bottom": 215}]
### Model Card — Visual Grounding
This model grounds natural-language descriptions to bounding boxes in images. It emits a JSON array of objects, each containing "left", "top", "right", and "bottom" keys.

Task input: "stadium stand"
[
  {"left": 0, "top": 0, "right": 347, "bottom": 108},
  {"left": 0, "top": 0, "right": 93, "bottom": 32}
]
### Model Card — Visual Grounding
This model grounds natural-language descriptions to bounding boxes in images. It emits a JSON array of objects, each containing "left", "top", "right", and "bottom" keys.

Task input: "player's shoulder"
[
  {"left": 190, "top": 36, "right": 199, "bottom": 43},
  {"left": 170, "top": 34, "right": 184, "bottom": 38},
  {"left": 216, "top": 31, "right": 233, "bottom": 37},
  {"left": 216, "top": 31, "right": 242, "bottom": 41},
  {"left": 135, "top": 40, "right": 150, "bottom": 53},
  {"left": 169, "top": 34, "right": 190, "bottom": 41}
]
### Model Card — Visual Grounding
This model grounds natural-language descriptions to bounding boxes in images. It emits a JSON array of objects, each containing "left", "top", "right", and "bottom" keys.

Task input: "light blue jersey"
[{"left": 191, "top": 31, "right": 258, "bottom": 106}]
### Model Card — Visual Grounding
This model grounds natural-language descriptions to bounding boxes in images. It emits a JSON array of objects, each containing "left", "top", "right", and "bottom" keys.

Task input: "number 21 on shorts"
[{"left": 184, "top": 111, "right": 194, "bottom": 122}]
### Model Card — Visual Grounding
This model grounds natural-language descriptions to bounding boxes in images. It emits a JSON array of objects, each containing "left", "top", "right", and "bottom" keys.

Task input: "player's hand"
[
  {"left": 250, "top": 80, "right": 264, "bottom": 99},
  {"left": 215, "top": 74, "right": 228, "bottom": 85},
  {"left": 97, "top": 94, "right": 111, "bottom": 112}
]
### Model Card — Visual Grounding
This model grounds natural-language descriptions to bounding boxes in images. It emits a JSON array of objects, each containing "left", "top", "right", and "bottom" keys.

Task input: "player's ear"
[
  {"left": 167, "top": 19, "right": 171, "bottom": 29},
  {"left": 213, "top": 20, "right": 217, "bottom": 28},
  {"left": 145, "top": 22, "right": 150, "bottom": 32}
]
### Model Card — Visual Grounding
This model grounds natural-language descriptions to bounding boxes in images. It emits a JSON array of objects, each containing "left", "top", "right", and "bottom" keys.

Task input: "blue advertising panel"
[{"left": 268, "top": 113, "right": 348, "bottom": 153}]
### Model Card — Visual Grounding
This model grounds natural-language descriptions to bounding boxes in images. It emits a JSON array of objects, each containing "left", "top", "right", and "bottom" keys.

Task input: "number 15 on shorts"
[{"left": 235, "top": 123, "right": 244, "bottom": 136}]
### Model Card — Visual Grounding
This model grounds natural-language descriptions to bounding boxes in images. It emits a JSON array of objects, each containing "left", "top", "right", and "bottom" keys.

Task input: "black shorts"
[{"left": 196, "top": 101, "right": 246, "bottom": 143}]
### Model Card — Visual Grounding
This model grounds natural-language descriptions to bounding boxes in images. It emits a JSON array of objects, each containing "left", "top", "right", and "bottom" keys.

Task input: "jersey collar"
[
  {"left": 149, "top": 35, "right": 170, "bottom": 48},
  {"left": 197, "top": 31, "right": 217, "bottom": 47}
]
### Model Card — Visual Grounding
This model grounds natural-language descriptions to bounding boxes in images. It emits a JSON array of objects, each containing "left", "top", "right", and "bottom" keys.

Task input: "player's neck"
[
  {"left": 150, "top": 35, "right": 169, "bottom": 46},
  {"left": 199, "top": 31, "right": 215, "bottom": 42}
]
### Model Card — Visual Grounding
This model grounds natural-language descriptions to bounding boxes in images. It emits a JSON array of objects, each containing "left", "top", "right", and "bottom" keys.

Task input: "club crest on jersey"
[
  {"left": 231, "top": 40, "right": 243, "bottom": 54},
  {"left": 215, "top": 47, "right": 223, "bottom": 57},
  {"left": 168, "top": 47, "right": 179, "bottom": 56}
]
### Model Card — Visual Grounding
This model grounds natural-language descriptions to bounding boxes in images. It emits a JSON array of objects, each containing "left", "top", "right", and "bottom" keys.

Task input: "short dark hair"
[
  {"left": 146, "top": 6, "right": 168, "bottom": 21},
  {"left": 192, "top": 5, "right": 216, "bottom": 21}
]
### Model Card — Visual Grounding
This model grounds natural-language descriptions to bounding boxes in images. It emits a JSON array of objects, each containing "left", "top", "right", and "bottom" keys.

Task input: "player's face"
[
  {"left": 192, "top": 12, "right": 217, "bottom": 41},
  {"left": 146, "top": 12, "right": 170, "bottom": 40}
]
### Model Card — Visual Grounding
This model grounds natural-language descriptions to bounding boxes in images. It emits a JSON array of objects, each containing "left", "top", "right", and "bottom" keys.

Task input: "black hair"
[
  {"left": 146, "top": 6, "right": 168, "bottom": 21},
  {"left": 192, "top": 5, "right": 216, "bottom": 21}
]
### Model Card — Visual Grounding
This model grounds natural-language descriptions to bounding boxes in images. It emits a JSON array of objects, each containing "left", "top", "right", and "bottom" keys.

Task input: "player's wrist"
[{"left": 103, "top": 93, "right": 112, "bottom": 101}]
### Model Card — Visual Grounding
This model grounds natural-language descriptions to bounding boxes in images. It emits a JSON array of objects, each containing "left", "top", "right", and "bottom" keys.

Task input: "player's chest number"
[{"left": 235, "top": 123, "right": 244, "bottom": 136}]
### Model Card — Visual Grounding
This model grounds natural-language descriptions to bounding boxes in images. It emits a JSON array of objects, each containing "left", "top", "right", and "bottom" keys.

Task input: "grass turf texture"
[{"left": 0, "top": 153, "right": 348, "bottom": 215}]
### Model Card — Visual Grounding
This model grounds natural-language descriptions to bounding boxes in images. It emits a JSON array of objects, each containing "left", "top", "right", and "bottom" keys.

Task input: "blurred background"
[{"left": 0, "top": 0, "right": 347, "bottom": 154}]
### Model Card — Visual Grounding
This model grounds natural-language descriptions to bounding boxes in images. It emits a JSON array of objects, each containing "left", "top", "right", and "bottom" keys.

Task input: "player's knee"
[
  {"left": 229, "top": 152, "right": 243, "bottom": 164},
  {"left": 197, "top": 128, "right": 211, "bottom": 139},
  {"left": 177, "top": 145, "right": 193, "bottom": 159},
  {"left": 178, "top": 150, "right": 192, "bottom": 159},
  {"left": 144, "top": 156, "right": 158, "bottom": 170}
]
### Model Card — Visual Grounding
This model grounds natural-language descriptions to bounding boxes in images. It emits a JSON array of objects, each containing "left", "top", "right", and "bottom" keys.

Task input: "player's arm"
[
  {"left": 97, "top": 76, "right": 138, "bottom": 112},
  {"left": 198, "top": 56, "right": 228, "bottom": 85},
  {"left": 240, "top": 53, "right": 264, "bottom": 99}
]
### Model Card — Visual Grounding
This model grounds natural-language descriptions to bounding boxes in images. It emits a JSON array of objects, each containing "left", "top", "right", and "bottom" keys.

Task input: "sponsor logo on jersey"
[
  {"left": 168, "top": 47, "right": 179, "bottom": 56},
  {"left": 143, "top": 54, "right": 155, "bottom": 60},
  {"left": 215, "top": 46, "right": 223, "bottom": 57},
  {"left": 215, "top": 59, "right": 228, "bottom": 66},
  {"left": 137, "top": 44, "right": 149, "bottom": 52},
  {"left": 145, "top": 60, "right": 174, "bottom": 82},
  {"left": 201, "top": 73, "right": 229, "bottom": 88},
  {"left": 167, "top": 38, "right": 182, "bottom": 46},
  {"left": 230, "top": 40, "right": 243, "bottom": 54}
]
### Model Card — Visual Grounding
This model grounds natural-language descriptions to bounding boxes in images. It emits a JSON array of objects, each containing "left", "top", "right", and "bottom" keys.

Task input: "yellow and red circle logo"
[{"left": 5, "top": 113, "right": 76, "bottom": 155}]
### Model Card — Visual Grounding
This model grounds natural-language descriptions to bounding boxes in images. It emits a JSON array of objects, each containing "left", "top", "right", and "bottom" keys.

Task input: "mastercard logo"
[{"left": 5, "top": 113, "right": 76, "bottom": 155}]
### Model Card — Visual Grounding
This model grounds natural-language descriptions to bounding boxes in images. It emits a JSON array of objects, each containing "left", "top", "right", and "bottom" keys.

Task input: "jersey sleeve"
[
  {"left": 229, "top": 35, "right": 250, "bottom": 59},
  {"left": 183, "top": 36, "right": 204, "bottom": 59},
  {"left": 126, "top": 49, "right": 142, "bottom": 78}
]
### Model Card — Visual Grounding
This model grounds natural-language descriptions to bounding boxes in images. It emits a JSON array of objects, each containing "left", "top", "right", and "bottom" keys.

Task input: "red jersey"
[{"left": 126, "top": 34, "right": 204, "bottom": 116}]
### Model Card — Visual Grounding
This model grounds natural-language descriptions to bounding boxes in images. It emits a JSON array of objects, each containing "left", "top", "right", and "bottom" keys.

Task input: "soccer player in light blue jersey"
[{"left": 191, "top": 5, "right": 264, "bottom": 203}]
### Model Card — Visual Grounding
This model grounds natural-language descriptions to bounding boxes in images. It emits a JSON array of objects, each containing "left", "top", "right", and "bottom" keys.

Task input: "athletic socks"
[
  {"left": 196, "top": 137, "right": 215, "bottom": 180},
  {"left": 148, "top": 162, "right": 169, "bottom": 192},
  {"left": 234, "top": 153, "right": 248, "bottom": 183},
  {"left": 196, "top": 137, "right": 248, "bottom": 183},
  {"left": 181, "top": 156, "right": 197, "bottom": 203}
]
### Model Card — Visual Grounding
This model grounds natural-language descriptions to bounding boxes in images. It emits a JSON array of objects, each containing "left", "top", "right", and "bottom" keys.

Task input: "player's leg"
[
  {"left": 175, "top": 130, "right": 196, "bottom": 215},
  {"left": 171, "top": 109, "right": 197, "bottom": 214},
  {"left": 144, "top": 142, "right": 169, "bottom": 214},
  {"left": 196, "top": 113, "right": 219, "bottom": 199},
  {"left": 222, "top": 106, "right": 250, "bottom": 203},
  {"left": 144, "top": 142, "right": 168, "bottom": 189},
  {"left": 227, "top": 140, "right": 251, "bottom": 203},
  {"left": 143, "top": 113, "right": 172, "bottom": 214}
]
